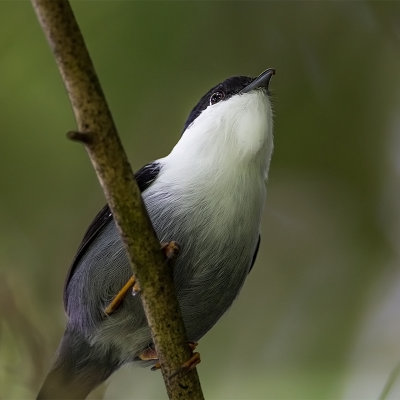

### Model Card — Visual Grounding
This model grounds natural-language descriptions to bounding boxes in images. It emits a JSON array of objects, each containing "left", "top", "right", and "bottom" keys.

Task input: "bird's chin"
[
  {"left": 169, "top": 90, "right": 273, "bottom": 168},
  {"left": 228, "top": 91, "right": 273, "bottom": 160}
]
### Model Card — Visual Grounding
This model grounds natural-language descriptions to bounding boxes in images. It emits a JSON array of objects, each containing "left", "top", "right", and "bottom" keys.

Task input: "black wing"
[
  {"left": 63, "top": 162, "right": 161, "bottom": 309},
  {"left": 248, "top": 235, "right": 260, "bottom": 274}
]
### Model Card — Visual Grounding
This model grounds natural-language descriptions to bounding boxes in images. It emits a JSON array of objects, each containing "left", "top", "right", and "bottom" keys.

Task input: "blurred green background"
[{"left": 1, "top": 1, "right": 400, "bottom": 399}]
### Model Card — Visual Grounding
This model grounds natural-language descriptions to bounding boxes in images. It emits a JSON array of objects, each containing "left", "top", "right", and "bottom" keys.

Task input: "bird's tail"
[{"left": 37, "top": 328, "right": 119, "bottom": 399}]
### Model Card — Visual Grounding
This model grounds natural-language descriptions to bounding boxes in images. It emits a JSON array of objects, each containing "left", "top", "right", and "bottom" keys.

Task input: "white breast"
[{"left": 141, "top": 89, "right": 274, "bottom": 340}]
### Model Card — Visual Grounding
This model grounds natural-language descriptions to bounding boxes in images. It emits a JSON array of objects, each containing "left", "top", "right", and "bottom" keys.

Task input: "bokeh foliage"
[{"left": 1, "top": 1, "right": 400, "bottom": 399}]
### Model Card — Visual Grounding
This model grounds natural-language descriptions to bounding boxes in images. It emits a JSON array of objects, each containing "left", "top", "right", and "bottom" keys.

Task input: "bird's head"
[{"left": 168, "top": 69, "right": 275, "bottom": 177}]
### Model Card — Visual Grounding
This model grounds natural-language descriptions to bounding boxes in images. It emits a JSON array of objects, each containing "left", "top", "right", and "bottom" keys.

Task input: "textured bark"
[{"left": 30, "top": 1, "right": 204, "bottom": 398}]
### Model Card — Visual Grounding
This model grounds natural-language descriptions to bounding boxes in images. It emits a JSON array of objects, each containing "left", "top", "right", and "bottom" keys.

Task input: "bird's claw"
[
  {"left": 151, "top": 362, "right": 161, "bottom": 371},
  {"left": 181, "top": 352, "right": 201, "bottom": 371},
  {"left": 151, "top": 352, "right": 201, "bottom": 374},
  {"left": 140, "top": 342, "right": 201, "bottom": 373},
  {"left": 161, "top": 241, "right": 180, "bottom": 261}
]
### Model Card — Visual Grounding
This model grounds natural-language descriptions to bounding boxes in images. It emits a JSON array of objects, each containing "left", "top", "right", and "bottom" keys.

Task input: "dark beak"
[{"left": 241, "top": 68, "right": 275, "bottom": 94}]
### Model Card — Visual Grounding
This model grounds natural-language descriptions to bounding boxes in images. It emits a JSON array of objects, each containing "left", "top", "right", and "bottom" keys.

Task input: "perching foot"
[
  {"left": 181, "top": 352, "right": 201, "bottom": 371},
  {"left": 151, "top": 352, "right": 201, "bottom": 373},
  {"left": 161, "top": 241, "right": 180, "bottom": 261},
  {"left": 141, "top": 343, "right": 201, "bottom": 373}
]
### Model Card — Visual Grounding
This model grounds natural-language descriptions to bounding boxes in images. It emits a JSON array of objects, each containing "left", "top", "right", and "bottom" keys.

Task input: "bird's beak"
[{"left": 240, "top": 68, "right": 275, "bottom": 94}]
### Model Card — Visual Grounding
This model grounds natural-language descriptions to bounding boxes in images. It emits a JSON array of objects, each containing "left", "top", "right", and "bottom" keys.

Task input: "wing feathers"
[{"left": 63, "top": 162, "right": 161, "bottom": 309}]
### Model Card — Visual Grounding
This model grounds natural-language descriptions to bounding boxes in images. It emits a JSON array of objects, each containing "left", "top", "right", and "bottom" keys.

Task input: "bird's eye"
[{"left": 210, "top": 91, "right": 225, "bottom": 105}]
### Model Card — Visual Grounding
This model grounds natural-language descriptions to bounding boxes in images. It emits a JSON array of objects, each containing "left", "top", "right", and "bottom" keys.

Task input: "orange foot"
[
  {"left": 161, "top": 241, "right": 180, "bottom": 261},
  {"left": 188, "top": 341, "right": 198, "bottom": 351},
  {"left": 139, "top": 347, "right": 158, "bottom": 361},
  {"left": 138, "top": 343, "right": 201, "bottom": 372},
  {"left": 181, "top": 352, "right": 201, "bottom": 370}
]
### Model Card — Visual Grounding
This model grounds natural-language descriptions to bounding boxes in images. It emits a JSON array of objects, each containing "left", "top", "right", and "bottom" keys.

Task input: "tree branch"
[{"left": 30, "top": 1, "right": 204, "bottom": 398}]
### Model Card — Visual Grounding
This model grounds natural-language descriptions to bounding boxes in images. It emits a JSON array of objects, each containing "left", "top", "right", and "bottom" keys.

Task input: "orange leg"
[
  {"left": 104, "top": 241, "right": 180, "bottom": 316},
  {"left": 104, "top": 275, "right": 136, "bottom": 316}
]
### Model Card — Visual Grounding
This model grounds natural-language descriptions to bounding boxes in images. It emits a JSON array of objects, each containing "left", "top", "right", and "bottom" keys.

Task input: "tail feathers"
[{"left": 37, "top": 328, "right": 119, "bottom": 399}]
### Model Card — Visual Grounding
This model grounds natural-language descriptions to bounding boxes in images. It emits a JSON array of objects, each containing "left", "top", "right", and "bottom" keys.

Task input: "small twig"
[{"left": 66, "top": 130, "right": 93, "bottom": 144}]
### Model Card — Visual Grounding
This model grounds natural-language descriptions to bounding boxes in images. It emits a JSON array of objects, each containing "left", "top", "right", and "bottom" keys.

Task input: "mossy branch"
[{"left": 30, "top": 1, "right": 204, "bottom": 398}]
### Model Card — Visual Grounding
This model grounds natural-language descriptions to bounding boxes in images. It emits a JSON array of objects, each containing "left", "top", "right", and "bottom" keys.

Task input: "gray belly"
[
  {"left": 145, "top": 193, "right": 259, "bottom": 341},
  {"left": 66, "top": 185, "right": 260, "bottom": 360}
]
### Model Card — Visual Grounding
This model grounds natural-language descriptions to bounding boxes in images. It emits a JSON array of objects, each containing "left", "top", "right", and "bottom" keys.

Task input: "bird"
[{"left": 37, "top": 68, "right": 275, "bottom": 399}]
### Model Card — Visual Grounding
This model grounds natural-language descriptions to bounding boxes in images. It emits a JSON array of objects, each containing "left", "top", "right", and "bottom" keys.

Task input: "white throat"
[
  {"left": 166, "top": 90, "right": 273, "bottom": 181},
  {"left": 144, "top": 88, "right": 274, "bottom": 242}
]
